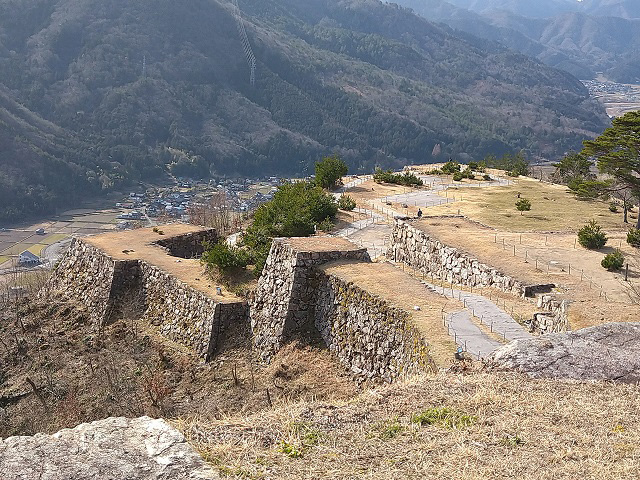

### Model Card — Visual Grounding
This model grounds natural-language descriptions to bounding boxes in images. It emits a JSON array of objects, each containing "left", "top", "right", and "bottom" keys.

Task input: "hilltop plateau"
[{"left": 2, "top": 165, "right": 640, "bottom": 478}]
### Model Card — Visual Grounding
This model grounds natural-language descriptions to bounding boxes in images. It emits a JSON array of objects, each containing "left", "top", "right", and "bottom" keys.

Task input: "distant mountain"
[
  {"left": 397, "top": 0, "right": 640, "bottom": 81},
  {"left": 445, "top": 0, "right": 578, "bottom": 18},
  {"left": 0, "top": 86, "right": 100, "bottom": 221},
  {"left": 0, "top": 0, "right": 609, "bottom": 222},
  {"left": 445, "top": 0, "right": 640, "bottom": 19}
]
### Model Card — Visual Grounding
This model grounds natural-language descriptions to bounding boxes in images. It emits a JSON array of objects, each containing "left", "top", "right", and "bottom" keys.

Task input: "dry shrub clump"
[{"left": 178, "top": 372, "right": 640, "bottom": 479}]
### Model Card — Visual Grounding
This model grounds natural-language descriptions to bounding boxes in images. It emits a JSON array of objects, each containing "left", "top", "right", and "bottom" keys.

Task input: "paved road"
[
  {"left": 424, "top": 281, "right": 531, "bottom": 358},
  {"left": 428, "top": 283, "right": 532, "bottom": 342},
  {"left": 41, "top": 237, "right": 73, "bottom": 266},
  {"left": 446, "top": 310, "right": 502, "bottom": 358}
]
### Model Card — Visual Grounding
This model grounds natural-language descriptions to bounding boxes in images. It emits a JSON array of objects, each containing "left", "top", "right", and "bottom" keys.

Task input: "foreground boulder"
[
  {"left": 489, "top": 323, "right": 640, "bottom": 383},
  {"left": 0, "top": 416, "right": 217, "bottom": 480}
]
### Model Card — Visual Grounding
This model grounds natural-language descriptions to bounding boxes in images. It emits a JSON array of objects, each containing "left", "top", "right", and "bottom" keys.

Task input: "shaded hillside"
[
  {"left": 0, "top": 0, "right": 609, "bottom": 221},
  {"left": 400, "top": 0, "right": 640, "bottom": 81},
  {"left": 0, "top": 87, "right": 103, "bottom": 222}
]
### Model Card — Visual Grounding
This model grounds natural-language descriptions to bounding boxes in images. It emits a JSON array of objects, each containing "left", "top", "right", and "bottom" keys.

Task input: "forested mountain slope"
[
  {"left": 0, "top": 0, "right": 609, "bottom": 222},
  {"left": 399, "top": 0, "right": 640, "bottom": 81},
  {"left": 445, "top": 0, "right": 640, "bottom": 19}
]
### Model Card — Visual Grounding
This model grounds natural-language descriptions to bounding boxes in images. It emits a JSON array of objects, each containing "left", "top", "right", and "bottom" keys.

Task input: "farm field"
[{"left": 0, "top": 209, "right": 120, "bottom": 267}]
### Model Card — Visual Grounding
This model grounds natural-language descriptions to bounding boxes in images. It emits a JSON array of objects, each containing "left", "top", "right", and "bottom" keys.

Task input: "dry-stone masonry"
[
  {"left": 250, "top": 238, "right": 370, "bottom": 362},
  {"left": 156, "top": 230, "right": 219, "bottom": 258},
  {"left": 45, "top": 239, "right": 118, "bottom": 327},
  {"left": 43, "top": 233, "right": 246, "bottom": 361},
  {"left": 250, "top": 237, "right": 439, "bottom": 381},
  {"left": 530, "top": 295, "right": 570, "bottom": 334},
  {"left": 139, "top": 261, "right": 247, "bottom": 359},
  {"left": 0, "top": 416, "right": 217, "bottom": 479},
  {"left": 314, "top": 270, "right": 434, "bottom": 381},
  {"left": 388, "top": 220, "right": 529, "bottom": 296},
  {"left": 388, "top": 220, "right": 569, "bottom": 332}
]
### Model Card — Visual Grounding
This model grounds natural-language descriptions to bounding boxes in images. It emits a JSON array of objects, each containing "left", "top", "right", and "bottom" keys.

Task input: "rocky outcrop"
[
  {"left": 314, "top": 271, "right": 434, "bottom": 382},
  {"left": 489, "top": 323, "right": 640, "bottom": 383},
  {"left": 250, "top": 238, "right": 369, "bottom": 362},
  {"left": 0, "top": 416, "right": 217, "bottom": 479}
]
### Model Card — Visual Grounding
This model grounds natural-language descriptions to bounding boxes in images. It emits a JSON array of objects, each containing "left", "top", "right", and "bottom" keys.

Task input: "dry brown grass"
[
  {"left": 178, "top": 371, "right": 640, "bottom": 479},
  {"left": 425, "top": 176, "right": 629, "bottom": 233},
  {"left": 333, "top": 210, "right": 368, "bottom": 231},
  {"left": 0, "top": 300, "right": 359, "bottom": 438},
  {"left": 86, "top": 224, "right": 241, "bottom": 302},
  {"left": 347, "top": 181, "right": 419, "bottom": 204},
  {"left": 409, "top": 216, "right": 640, "bottom": 325}
]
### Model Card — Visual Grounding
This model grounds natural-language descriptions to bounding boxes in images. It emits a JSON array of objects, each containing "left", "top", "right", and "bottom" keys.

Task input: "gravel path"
[{"left": 335, "top": 172, "right": 530, "bottom": 357}]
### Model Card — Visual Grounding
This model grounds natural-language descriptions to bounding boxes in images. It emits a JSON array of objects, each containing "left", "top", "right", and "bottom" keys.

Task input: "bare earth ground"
[
  {"left": 180, "top": 371, "right": 640, "bottom": 479},
  {"left": 86, "top": 224, "right": 240, "bottom": 302},
  {"left": 0, "top": 299, "right": 358, "bottom": 438}
]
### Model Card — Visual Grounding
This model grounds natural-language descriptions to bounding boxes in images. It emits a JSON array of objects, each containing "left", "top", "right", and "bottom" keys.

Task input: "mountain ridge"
[
  {"left": 0, "top": 0, "right": 609, "bottom": 222},
  {"left": 396, "top": 0, "right": 640, "bottom": 81}
]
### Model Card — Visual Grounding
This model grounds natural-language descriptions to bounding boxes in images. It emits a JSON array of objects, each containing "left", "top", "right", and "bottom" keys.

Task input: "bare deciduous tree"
[{"left": 188, "top": 192, "right": 240, "bottom": 236}]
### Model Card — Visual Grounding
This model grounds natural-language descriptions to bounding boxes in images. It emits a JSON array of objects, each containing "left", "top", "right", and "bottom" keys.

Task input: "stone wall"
[
  {"left": 43, "top": 238, "right": 245, "bottom": 360},
  {"left": 387, "top": 220, "right": 529, "bottom": 296},
  {"left": 529, "top": 295, "right": 570, "bottom": 334},
  {"left": 140, "top": 262, "right": 247, "bottom": 360},
  {"left": 314, "top": 272, "right": 434, "bottom": 382},
  {"left": 388, "top": 220, "right": 570, "bottom": 333},
  {"left": 43, "top": 238, "right": 117, "bottom": 326},
  {"left": 155, "top": 229, "right": 218, "bottom": 258},
  {"left": 250, "top": 238, "right": 370, "bottom": 362}
]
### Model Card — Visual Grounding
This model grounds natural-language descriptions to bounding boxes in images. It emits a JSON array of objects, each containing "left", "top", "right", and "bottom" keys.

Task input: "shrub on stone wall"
[
  {"left": 243, "top": 181, "right": 338, "bottom": 274},
  {"left": 201, "top": 242, "right": 250, "bottom": 274}
]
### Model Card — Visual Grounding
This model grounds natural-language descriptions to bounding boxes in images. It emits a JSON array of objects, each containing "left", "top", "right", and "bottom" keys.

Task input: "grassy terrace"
[
  {"left": 426, "top": 176, "right": 630, "bottom": 233},
  {"left": 180, "top": 372, "right": 640, "bottom": 479}
]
